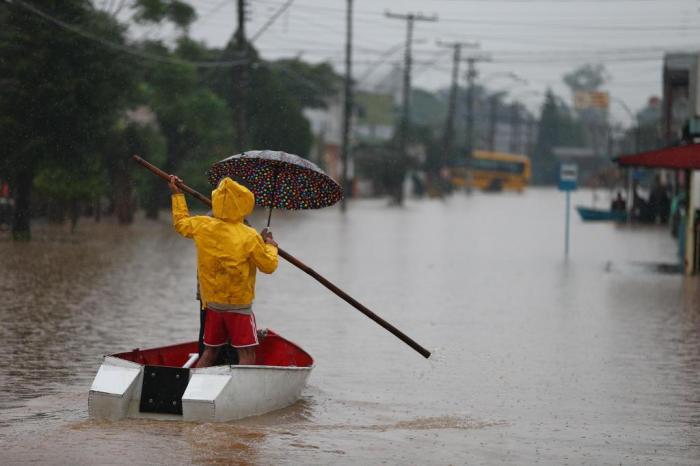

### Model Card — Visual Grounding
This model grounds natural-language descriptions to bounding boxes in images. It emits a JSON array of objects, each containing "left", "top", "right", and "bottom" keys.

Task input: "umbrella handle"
[{"left": 267, "top": 165, "right": 281, "bottom": 228}]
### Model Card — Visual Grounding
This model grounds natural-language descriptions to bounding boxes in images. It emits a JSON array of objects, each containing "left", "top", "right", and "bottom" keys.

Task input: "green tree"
[
  {"left": 563, "top": 63, "right": 609, "bottom": 156},
  {"left": 270, "top": 59, "right": 342, "bottom": 109},
  {"left": 133, "top": 0, "right": 195, "bottom": 27},
  {"left": 97, "top": 6, "right": 227, "bottom": 221},
  {"left": 563, "top": 64, "right": 609, "bottom": 92},
  {"left": 411, "top": 88, "right": 447, "bottom": 130},
  {"left": 103, "top": 118, "right": 168, "bottom": 223},
  {"left": 248, "top": 63, "right": 312, "bottom": 156},
  {"left": 532, "top": 89, "right": 587, "bottom": 185},
  {"left": 129, "top": 40, "right": 233, "bottom": 219},
  {"left": 0, "top": 0, "right": 136, "bottom": 239},
  {"left": 209, "top": 44, "right": 336, "bottom": 157},
  {"left": 33, "top": 157, "right": 103, "bottom": 231}
]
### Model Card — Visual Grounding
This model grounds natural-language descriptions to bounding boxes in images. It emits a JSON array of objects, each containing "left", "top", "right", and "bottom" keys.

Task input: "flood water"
[{"left": 1, "top": 188, "right": 700, "bottom": 465}]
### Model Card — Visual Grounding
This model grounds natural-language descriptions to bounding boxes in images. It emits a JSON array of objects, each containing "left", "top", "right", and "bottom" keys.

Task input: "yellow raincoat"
[{"left": 171, "top": 178, "right": 278, "bottom": 308}]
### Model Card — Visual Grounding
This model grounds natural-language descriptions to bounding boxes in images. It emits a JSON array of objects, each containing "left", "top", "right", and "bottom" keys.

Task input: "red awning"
[{"left": 615, "top": 144, "right": 700, "bottom": 170}]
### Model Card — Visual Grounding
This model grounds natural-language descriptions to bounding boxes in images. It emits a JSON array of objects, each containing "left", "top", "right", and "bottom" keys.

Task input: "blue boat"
[{"left": 576, "top": 206, "right": 627, "bottom": 222}]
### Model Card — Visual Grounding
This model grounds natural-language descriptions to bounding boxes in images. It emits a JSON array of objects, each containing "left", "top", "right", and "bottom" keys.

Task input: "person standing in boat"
[
  {"left": 610, "top": 191, "right": 626, "bottom": 212},
  {"left": 169, "top": 175, "right": 278, "bottom": 367}
]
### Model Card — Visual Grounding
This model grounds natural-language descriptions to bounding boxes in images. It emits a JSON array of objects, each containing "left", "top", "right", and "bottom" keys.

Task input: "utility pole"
[
  {"left": 509, "top": 104, "right": 521, "bottom": 153},
  {"left": 465, "top": 58, "right": 477, "bottom": 160},
  {"left": 340, "top": 0, "right": 353, "bottom": 211},
  {"left": 437, "top": 41, "right": 478, "bottom": 165},
  {"left": 385, "top": 11, "right": 437, "bottom": 205},
  {"left": 487, "top": 93, "right": 503, "bottom": 151},
  {"left": 233, "top": 0, "right": 249, "bottom": 152},
  {"left": 462, "top": 55, "right": 491, "bottom": 163},
  {"left": 488, "top": 95, "right": 497, "bottom": 151}
]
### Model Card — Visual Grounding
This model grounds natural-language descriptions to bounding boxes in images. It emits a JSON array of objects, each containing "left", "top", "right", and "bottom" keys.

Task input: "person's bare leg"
[
  {"left": 237, "top": 347, "right": 256, "bottom": 365},
  {"left": 195, "top": 346, "right": 220, "bottom": 368}
]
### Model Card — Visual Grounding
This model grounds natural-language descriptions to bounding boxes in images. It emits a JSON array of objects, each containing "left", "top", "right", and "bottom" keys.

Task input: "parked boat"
[
  {"left": 576, "top": 206, "right": 627, "bottom": 222},
  {"left": 88, "top": 329, "right": 313, "bottom": 422}
]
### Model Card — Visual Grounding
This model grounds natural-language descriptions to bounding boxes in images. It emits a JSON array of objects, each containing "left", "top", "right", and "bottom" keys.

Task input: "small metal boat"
[
  {"left": 576, "top": 206, "right": 627, "bottom": 222},
  {"left": 88, "top": 329, "right": 313, "bottom": 422}
]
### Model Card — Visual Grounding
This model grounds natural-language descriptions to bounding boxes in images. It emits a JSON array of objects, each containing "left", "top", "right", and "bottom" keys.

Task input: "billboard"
[{"left": 573, "top": 91, "right": 609, "bottom": 110}]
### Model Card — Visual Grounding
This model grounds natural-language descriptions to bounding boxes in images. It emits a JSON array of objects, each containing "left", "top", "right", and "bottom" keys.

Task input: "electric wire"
[
  {"left": 250, "top": 0, "right": 295, "bottom": 43},
  {"left": 7, "top": 0, "right": 249, "bottom": 68}
]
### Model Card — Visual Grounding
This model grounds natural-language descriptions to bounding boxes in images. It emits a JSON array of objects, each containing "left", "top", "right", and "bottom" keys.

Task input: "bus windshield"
[{"left": 469, "top": 158, "right": 525, "bottom": 174}]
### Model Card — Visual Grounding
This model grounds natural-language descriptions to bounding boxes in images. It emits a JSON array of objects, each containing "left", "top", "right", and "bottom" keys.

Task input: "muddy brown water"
[{"left": 1, "top": 189, "right": 699, "bottom": 465}]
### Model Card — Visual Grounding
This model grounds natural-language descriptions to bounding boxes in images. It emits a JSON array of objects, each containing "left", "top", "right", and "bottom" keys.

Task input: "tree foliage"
[
  {"left": 532, "top": 89, "right": 587, "bottom": 185},
  {"left": 132, "top": 0, "right": 196, "bottom": 30},
  {"left": 0, "top": 0, "right": 137, "bottom": 238},
  {"left": 248, "top": 63, "right": 312, "bottom": 156},
  {"left": 0, "top": 0, "right": 345, "bottom": 236},
  {"left": 269, "top": 59, "right": 342, "bottom": 109},
  {"left": 208, "top": 48, "right": 324, "bottom": 157},
  {"left": 563, "top": 64, "right": 609, "bottom": 92}
]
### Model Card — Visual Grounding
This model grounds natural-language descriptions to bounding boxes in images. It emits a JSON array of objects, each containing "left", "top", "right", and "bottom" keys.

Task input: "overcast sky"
[{"left": 173, "top": 0, "right": 700, "bottom": 125}]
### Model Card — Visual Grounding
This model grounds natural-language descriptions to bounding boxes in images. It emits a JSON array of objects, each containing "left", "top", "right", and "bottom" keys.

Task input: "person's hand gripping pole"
[{"left": 169, "top": 175, "right": 183, "bottom": 194}]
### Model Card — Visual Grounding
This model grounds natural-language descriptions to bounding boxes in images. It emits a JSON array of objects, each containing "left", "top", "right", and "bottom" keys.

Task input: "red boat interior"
[{"left": 113, "top": 330, "right": 313, "bottom": 368}]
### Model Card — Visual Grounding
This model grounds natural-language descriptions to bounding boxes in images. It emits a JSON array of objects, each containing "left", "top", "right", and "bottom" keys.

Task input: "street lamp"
[
  {"left": 510, "top": 89, "right": 542, "bottom": 102},
  {"left": 607, "top": 96, "right": 640, "bottom": 225},
  {"left": 609, "top": 96, "right": 639, "bottom": 153},
  {"left": 481, "top": 71, "right": 528, "bottom": 86}
]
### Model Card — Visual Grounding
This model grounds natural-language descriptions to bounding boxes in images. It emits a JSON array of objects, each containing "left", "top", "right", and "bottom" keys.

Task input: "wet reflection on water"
[{"left": 1, "top": 189, "right": 700, "bottom": 464}]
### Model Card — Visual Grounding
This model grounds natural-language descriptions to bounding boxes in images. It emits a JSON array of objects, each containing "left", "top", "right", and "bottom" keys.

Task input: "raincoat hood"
[{"left": 212, "top": 177, "right": 254, "bottom": 223}]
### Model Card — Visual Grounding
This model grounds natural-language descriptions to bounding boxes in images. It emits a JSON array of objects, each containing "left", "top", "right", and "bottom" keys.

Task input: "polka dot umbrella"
[{"left": 207, "top": 150, "right": 344, "bottom": 225}]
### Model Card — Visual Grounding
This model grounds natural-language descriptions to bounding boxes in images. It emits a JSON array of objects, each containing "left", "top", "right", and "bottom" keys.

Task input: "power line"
[
  {"left": 435, "top": 17, "right": 700, "bottom": 31},
  {"left": 249, "top": 0, "right": 698, "bottom": 32},
  {"left": 355, "top": 42, "right": 407, "bottom": 84},
  {"left": 255, "top": 0, "right": 384, "bottom": 18},
  {"left": 198, "top": 0, "right": 231, "bottom": 21},
  {"left": 7, "top": 0, "right": 249, "bottom": 68},
  {"left": 260, "top": 6, "right": 380, "bottom": 49},
  {"left": 251, "top": 0, "right": 295, "bottom": 42},
  {"left": 434, "top": 0, "right": 682, "bottom": 2}
]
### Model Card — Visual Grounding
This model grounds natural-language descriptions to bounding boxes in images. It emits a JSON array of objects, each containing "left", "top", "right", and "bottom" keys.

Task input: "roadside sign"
[
  {"left": 558, "top": 163, "right": 578, "bottom": 191},
  {"left": 574, "top": 91, "right": 609, "bottom": 110},
  {"left": 558, "top": 162, "right": 578, "bottom": 258}
]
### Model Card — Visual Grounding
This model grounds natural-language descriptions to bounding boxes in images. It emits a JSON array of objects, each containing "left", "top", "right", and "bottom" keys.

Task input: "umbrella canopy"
[{"left": 207, "top": 150, "right": 343, "bottom": 210}]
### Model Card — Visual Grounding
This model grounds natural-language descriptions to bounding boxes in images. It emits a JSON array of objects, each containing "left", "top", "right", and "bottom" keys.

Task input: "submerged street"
[{"left": 1, "top": 189, "right": 699, "bottom": 464}]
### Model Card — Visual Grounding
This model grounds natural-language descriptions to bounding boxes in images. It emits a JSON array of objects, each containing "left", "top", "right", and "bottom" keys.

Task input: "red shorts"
[{"left": 203, "top": 309, "right": 259, "bottom": 348}]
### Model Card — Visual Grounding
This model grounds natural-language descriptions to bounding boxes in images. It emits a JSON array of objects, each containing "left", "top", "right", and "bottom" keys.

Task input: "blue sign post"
[{"left": 558, "top": 163, "right": 578, "bottom": 257}]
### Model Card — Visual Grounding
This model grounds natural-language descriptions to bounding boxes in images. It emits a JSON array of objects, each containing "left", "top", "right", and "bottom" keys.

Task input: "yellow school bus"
[{"left": 451, "top": 150, "right": 531, "bottom": 192}]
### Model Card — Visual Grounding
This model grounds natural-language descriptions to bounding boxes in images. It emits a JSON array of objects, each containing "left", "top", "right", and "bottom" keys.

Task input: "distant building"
[
  {"left": 354, "top": 92, "right": 395, "bottom": 143},
  {"left": 303, "top": 96, "right": 343, "bottom": 180},
  {"left": 663, "top": 53, "right": 695, "bottom": 143},
  {"left": 638, "top": 96, "right": 661, "bottom": 126},
  {"left": 303, "top": 90, "right": 397, "bottom": 196}
]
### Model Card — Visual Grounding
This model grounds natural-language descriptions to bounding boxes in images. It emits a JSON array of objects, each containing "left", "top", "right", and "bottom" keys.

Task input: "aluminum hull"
[{"left": 88, "top": 330, "right": 313, "bottom": 422}]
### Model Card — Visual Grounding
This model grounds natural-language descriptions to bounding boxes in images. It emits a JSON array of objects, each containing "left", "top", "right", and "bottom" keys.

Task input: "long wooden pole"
[{"left": 132, "top": 155, "right": 431, "bottom": 359}]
